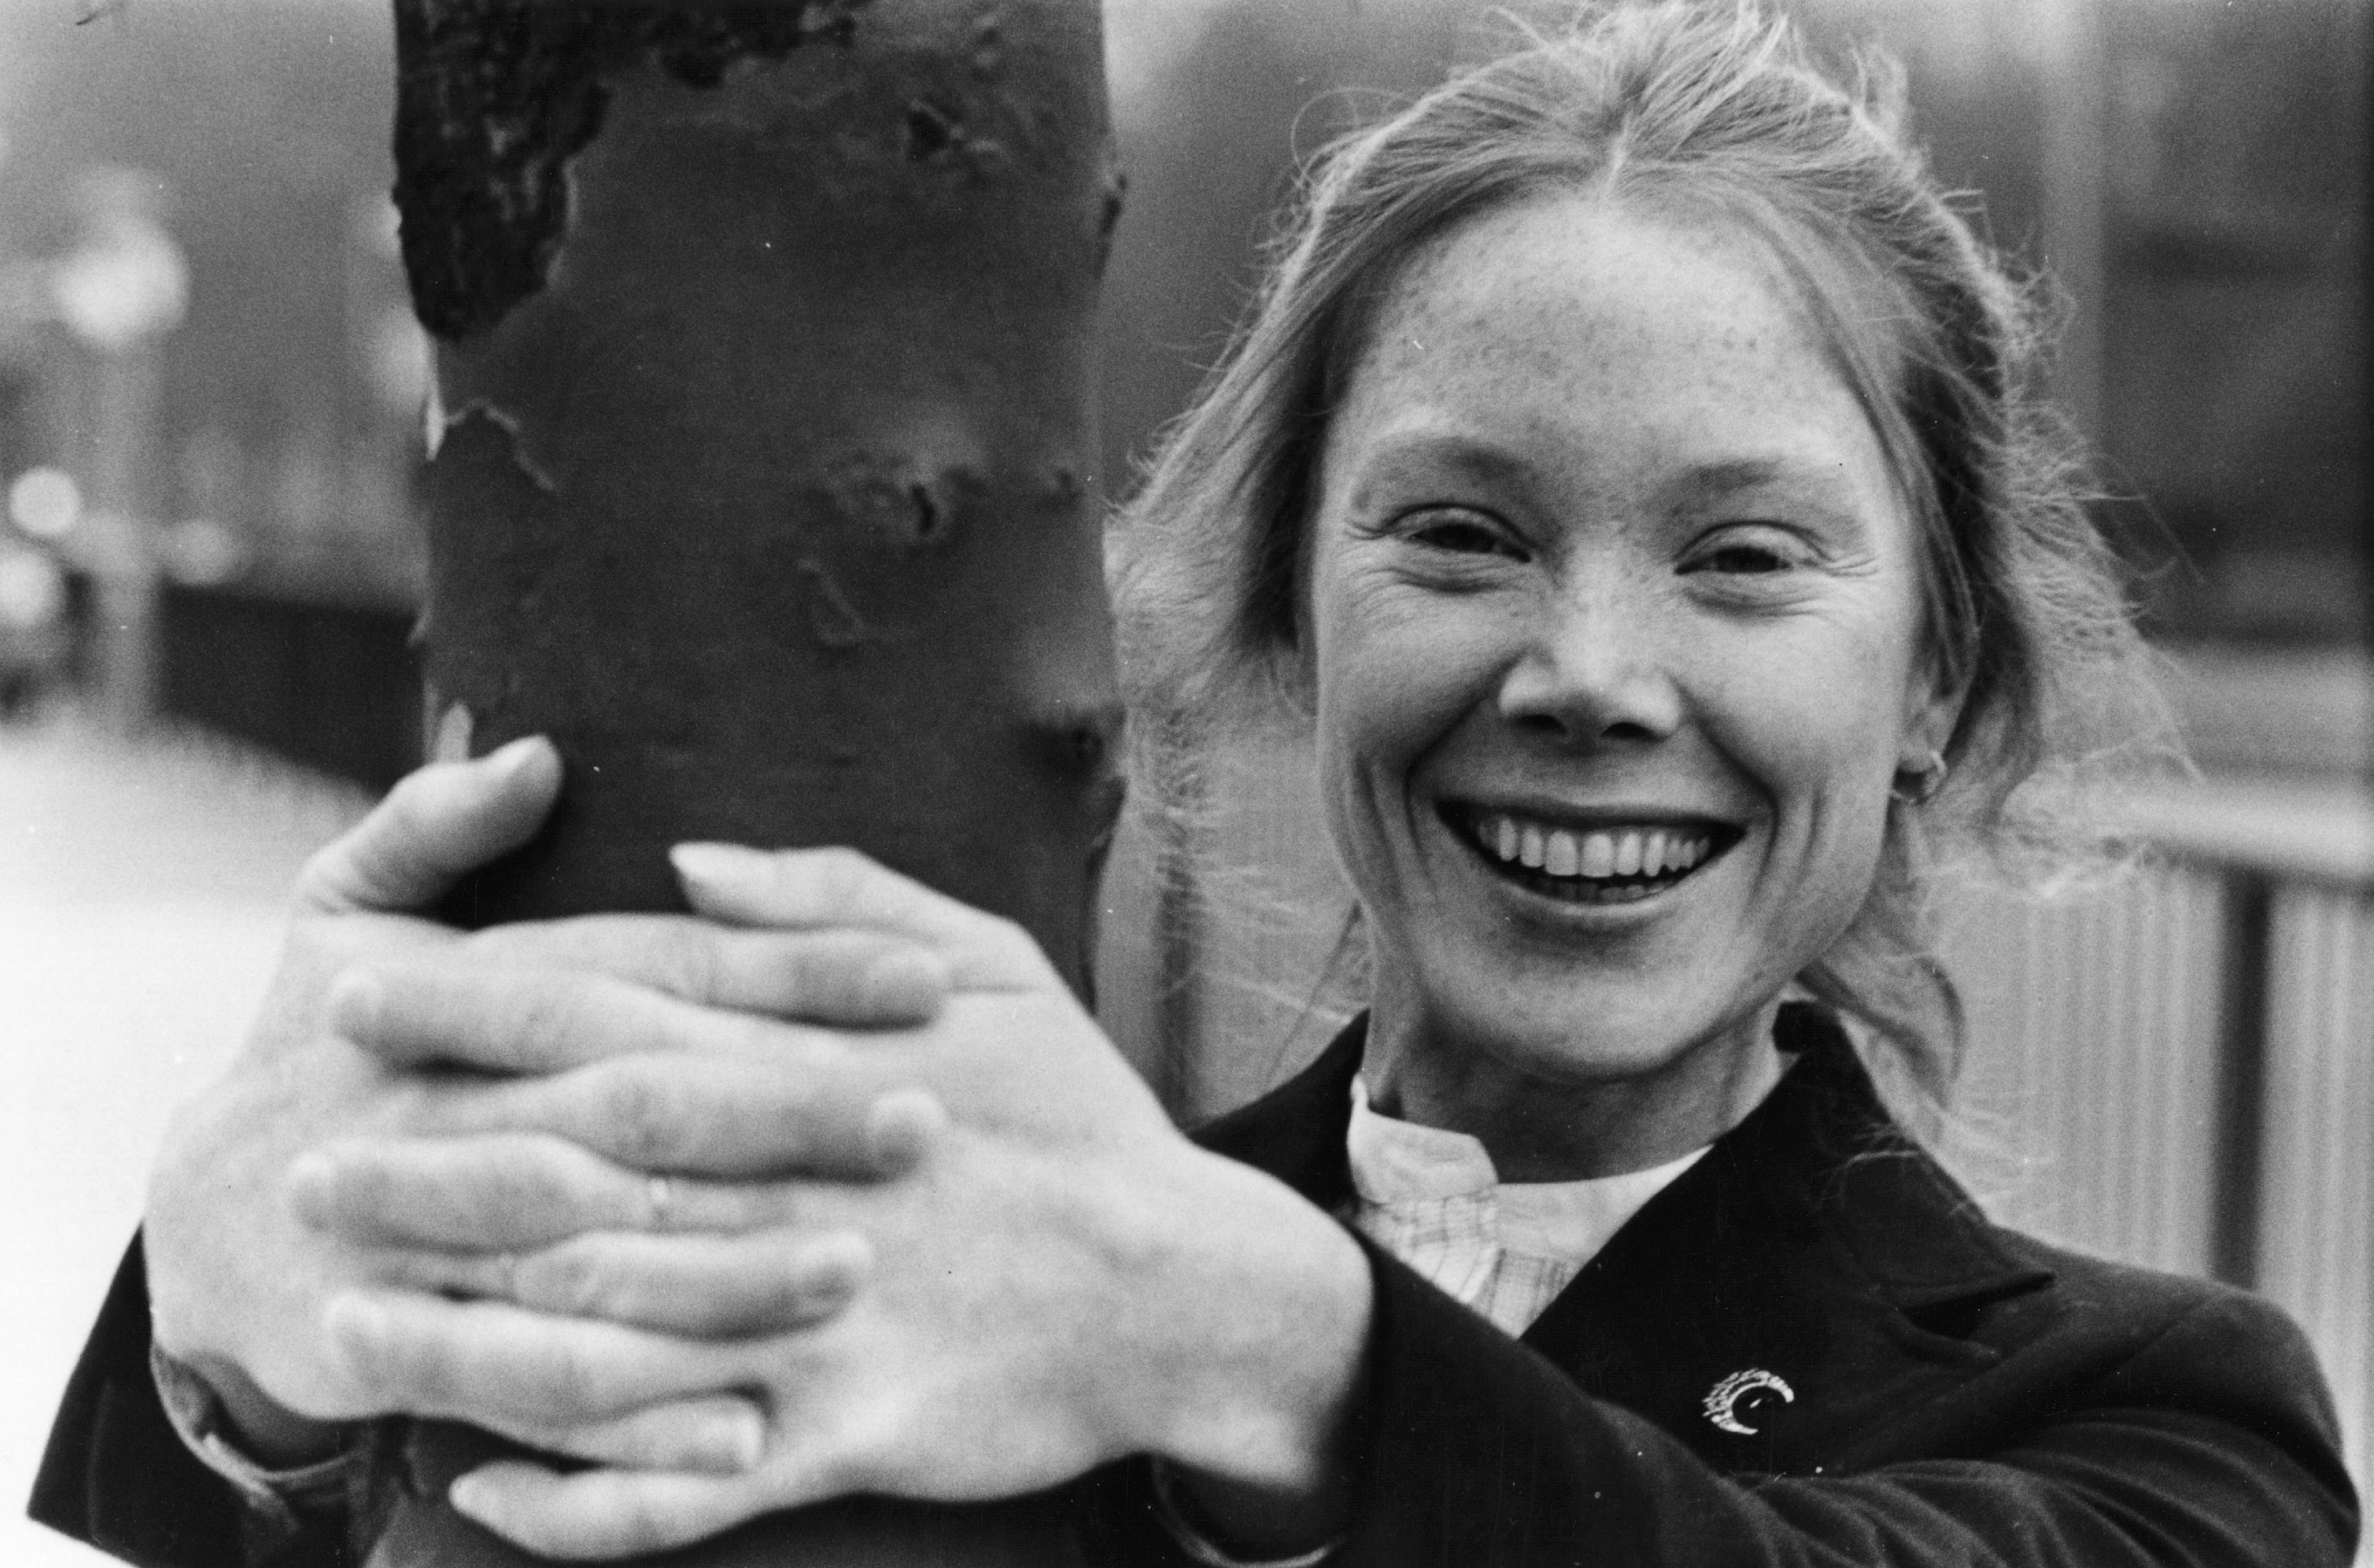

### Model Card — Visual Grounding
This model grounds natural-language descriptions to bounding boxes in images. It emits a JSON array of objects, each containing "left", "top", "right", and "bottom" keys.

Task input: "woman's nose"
[{"left": 1494, "top": 584, "right": 1685, "bottom": 745}]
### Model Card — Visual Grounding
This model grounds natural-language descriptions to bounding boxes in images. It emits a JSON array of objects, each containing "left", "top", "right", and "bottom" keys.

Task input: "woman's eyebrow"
[
  {"left": 1341, "top": 431, "right": 1536, "bottom": 506},
  {"left": 1671, "top": 458, "right": 1797, "bottom": 498},
  {"left": 1666, "top": 457, "right": 1862, "bottom": 512}
]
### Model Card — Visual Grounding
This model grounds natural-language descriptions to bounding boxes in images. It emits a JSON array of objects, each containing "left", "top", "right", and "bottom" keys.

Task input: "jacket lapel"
[
  {"left": 1194, "top": 1005, "right": 2054, "bottom": 1477},
  {"left": 1190, "top": 1014, "right": 1367, "bottom": 1213}
]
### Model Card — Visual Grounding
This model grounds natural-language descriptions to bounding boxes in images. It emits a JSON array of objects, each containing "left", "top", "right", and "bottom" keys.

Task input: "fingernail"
[
  {"left": 285, "top": 1152, "right": 338, "bottom": 1225},
  {"left": 708, "top": 1408, "right": 766, "bottom": 1473},
  {"left": 325, "top": 970, "right": 383, "bottom": 1037},
  {"left": 862, "top": 950, "right": 949, "bottom": 1017},
  {"left": 804, "top": 1231, "right": 874, "bottom": 1303},
  {"left": 431, "top": 705, "right": 474, "bottom": 765},
  {"left": 449, "top": 1473, "right": 491, "bottom": 1521},
  {"left": 485, "top": 735, "right": 544, "bottom": 771},
  {"left": 865, "top": 1088, "right": 948, "bottom": 1173},
  {"left": 322, "top": 1294, "right": 387, "bottom": 1365},
  {"left": 670, "top": 842, "right": 769, "bottom": 886}
]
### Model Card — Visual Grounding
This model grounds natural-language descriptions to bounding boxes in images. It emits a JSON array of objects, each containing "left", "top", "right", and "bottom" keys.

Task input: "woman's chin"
[
  {"left": 1380, "top": 836, "right": 1780, "bottom": 1084},
  {"left": 1391, "top": 946, "right": 1738, "bottom": 1085}
]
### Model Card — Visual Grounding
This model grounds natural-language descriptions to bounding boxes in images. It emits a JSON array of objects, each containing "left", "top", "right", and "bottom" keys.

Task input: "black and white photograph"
[{"left": 2, "top": 1, "right": 2369, "bottom": 1563}]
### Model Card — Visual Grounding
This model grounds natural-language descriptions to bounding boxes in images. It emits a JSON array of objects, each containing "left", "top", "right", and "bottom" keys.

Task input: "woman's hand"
[
  {"left": 141, "top": 742, "right": 950, "bottom": 1473},
  {"left": 306, "top": 845, "right": 1377, "bottom": 1560}
]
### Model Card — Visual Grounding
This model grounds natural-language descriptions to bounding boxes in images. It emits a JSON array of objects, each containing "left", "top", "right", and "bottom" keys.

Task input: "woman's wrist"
[
  {"left": 166, "top": 1344, "right": 348, "bottom": 1466},
  {"left": 1112, "top": 1146, "right": 1373, "bottom": 1550}
]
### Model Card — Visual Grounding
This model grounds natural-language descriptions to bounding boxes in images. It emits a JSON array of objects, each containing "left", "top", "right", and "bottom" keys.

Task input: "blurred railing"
[
  {"left": 155, "top": 582, "right": 422, "bottom": 792},
  {"left": 1942, "top": 778, "right": 2374, "bottom": 1546}
]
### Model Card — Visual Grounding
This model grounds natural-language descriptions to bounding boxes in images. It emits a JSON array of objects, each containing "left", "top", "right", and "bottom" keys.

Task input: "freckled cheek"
[
  {"left": 1314, "top": 578, "right": 1497, "bottom": 753},
  {"left": 1708, "top": 705, "right": 1894, "bottom": 957},
  {"left": 1312, "top": 600, "right": 1498, "bottom": 890},
  {"left": 1697, "top": 629, "right": 1911, "bottom": 855},
  {"left": 1314, "top": 641, "right": 1440, "bottom": 846}
]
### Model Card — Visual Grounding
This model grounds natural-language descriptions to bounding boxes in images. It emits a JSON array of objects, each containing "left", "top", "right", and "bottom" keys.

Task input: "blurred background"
[{"left": 0, "top": 0, "right": 2368, "bottom": 1563}]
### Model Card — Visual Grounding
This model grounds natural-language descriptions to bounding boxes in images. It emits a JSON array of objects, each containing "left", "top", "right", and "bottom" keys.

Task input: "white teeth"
[
  {"left": 1580, "top": 832, "right": 1616, "bottom": 877},
  {"left": 1613, "top": 831, "right": 1643, "bottom": 876},
  {"left": 1467, "top": 812, "right": 1719, "bottom": 886}
]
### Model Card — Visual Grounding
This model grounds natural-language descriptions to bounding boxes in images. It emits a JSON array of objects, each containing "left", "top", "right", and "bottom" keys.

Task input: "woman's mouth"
[{"left": 1446, "top": 807, "right": 1738, "bottom": 904}]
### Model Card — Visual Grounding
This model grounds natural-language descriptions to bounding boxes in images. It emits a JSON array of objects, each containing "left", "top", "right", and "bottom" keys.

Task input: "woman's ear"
[{"left": 1896, "top": 651, "right": 1968, "bottom": 792}]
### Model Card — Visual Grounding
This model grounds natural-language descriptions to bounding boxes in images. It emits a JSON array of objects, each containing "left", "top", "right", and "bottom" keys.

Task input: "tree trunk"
[{"left": 369, "top": 2, "right": 1123, "bottom": 1562}]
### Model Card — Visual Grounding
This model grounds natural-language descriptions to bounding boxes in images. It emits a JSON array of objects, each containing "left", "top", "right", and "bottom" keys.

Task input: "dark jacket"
[
  {"left": 32, "top": 1006, "right": 2359, "bottom": 1566},
  {"left": 1157, "top": 1004, "right": 2359, "bottom": 1566}
]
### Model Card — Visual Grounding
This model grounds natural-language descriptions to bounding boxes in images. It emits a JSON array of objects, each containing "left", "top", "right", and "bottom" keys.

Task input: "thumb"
[{"left": 296, "top": 736, "right": 561, "bottom": 915}]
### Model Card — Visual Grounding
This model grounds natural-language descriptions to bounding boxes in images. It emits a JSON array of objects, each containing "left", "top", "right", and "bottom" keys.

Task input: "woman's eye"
[
  {"left": 1684, "top": 529, "right": 1807, "bottom": 577},
  {"left": 1698, "top": 543, "right": 1791, "bottom": 573},
  {"left": 1405, "top": 512, "right": 1517, "bottom": 557}
]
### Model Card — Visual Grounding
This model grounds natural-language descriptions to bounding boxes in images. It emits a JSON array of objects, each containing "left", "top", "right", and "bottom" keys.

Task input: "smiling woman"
[
  {"left": 1112, "top": 9, "right": 2152, "bottom": 1130},
  {"left": 32, "top": 4, "right": 2362, "bottom": 1568},
  {"left": 1303, "top": 196, "right": 1944, "bottom": 1179}
]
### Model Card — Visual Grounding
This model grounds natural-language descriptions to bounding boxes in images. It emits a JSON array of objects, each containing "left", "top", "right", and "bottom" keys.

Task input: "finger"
[
  {"left": 865, "top": 1088, "right": 950, "bottom": 1177},
  {"left": 289, "top": 1134, "right": 671, "bottom": 1250},
  {"left": 329, "top": 959, "right": 860, "bottom": 1076},
  {"left": 325, "top": 1291, "right": 732, "bottom": 1427},
  {"left": 446, "top": 1230, "right": 872, "bottom": 1339},
  {"left": 451, "top": 1460, "right": 778, "bottom": 1562},
  {"left": 429, "top": 702, "right": 474, "bottom": 764},
  {"left": 670, "top": 845, "right": 1050, "bottom": 988},
  {"left": 293, "top": 1133, "right": 856, "bottom": 1247},
  {"left": 668, "top": 844, "right": 965, "bottom": 938},
  {"left": 496, "top": 1396, "right": 765, "bottom": 1477},
  {"left": 296, "top": 738, "right": 561, "bottom": 915},
  {"left": 423, "top": 1053, "right": 907, "bottom": 1180},
  {"left": 455, "top": 921, "right": 951, "bottom": 1027}
]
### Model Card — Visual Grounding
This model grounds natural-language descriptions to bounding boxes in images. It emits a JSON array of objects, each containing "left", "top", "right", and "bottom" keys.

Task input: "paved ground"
[{"left": 0, "top": 711, "right": 368, "bottom": 1566}]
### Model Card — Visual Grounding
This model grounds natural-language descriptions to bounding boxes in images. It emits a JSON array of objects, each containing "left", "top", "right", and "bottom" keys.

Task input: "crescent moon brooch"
[{"left": 1703, "top": 1368, "right": 1796, "bottom": 1436}]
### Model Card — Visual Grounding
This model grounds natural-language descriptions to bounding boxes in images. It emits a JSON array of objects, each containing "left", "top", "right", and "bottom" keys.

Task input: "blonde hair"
[{"left": 1110, "top": 0, "right": 2164, "bottom": 1107}]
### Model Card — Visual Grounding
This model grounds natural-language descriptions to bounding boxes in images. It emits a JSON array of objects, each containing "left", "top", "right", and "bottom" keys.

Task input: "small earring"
[{"left": 1891, "top": 750, "right": 1949, "bottom": 806}]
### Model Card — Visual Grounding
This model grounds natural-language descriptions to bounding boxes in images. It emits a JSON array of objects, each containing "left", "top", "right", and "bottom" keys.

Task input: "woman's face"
[{"left": 1308, "top": 195, "right": 1955, "bottom": 1154}]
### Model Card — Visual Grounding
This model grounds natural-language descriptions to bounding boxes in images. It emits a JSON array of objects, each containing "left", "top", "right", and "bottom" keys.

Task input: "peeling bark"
[
  {"left": 392, "top": 0, "right": 873, "bottom": 338},
  {"left": 375, "top": 2, "right": 1122, "bottom": 1563}
]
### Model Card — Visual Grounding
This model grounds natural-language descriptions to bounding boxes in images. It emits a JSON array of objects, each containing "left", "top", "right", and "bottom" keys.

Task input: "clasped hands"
[{"left": 141, "top": 739, "right": 1370, "bottom": 1560}]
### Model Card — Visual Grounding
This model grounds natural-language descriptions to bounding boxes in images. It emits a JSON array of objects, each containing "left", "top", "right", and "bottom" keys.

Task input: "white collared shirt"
[
  {"left": 1345, "top": 1076, "right": 1708, "bottom": 1337},
  {"left": 1156, "top": 1081, "right": 1715, "bottom": 1568}
]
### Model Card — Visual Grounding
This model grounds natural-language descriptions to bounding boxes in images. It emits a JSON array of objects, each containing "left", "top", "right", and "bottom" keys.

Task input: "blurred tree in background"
[{"left": 0, "top": 0, "right": 420, "bottom": 605}]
